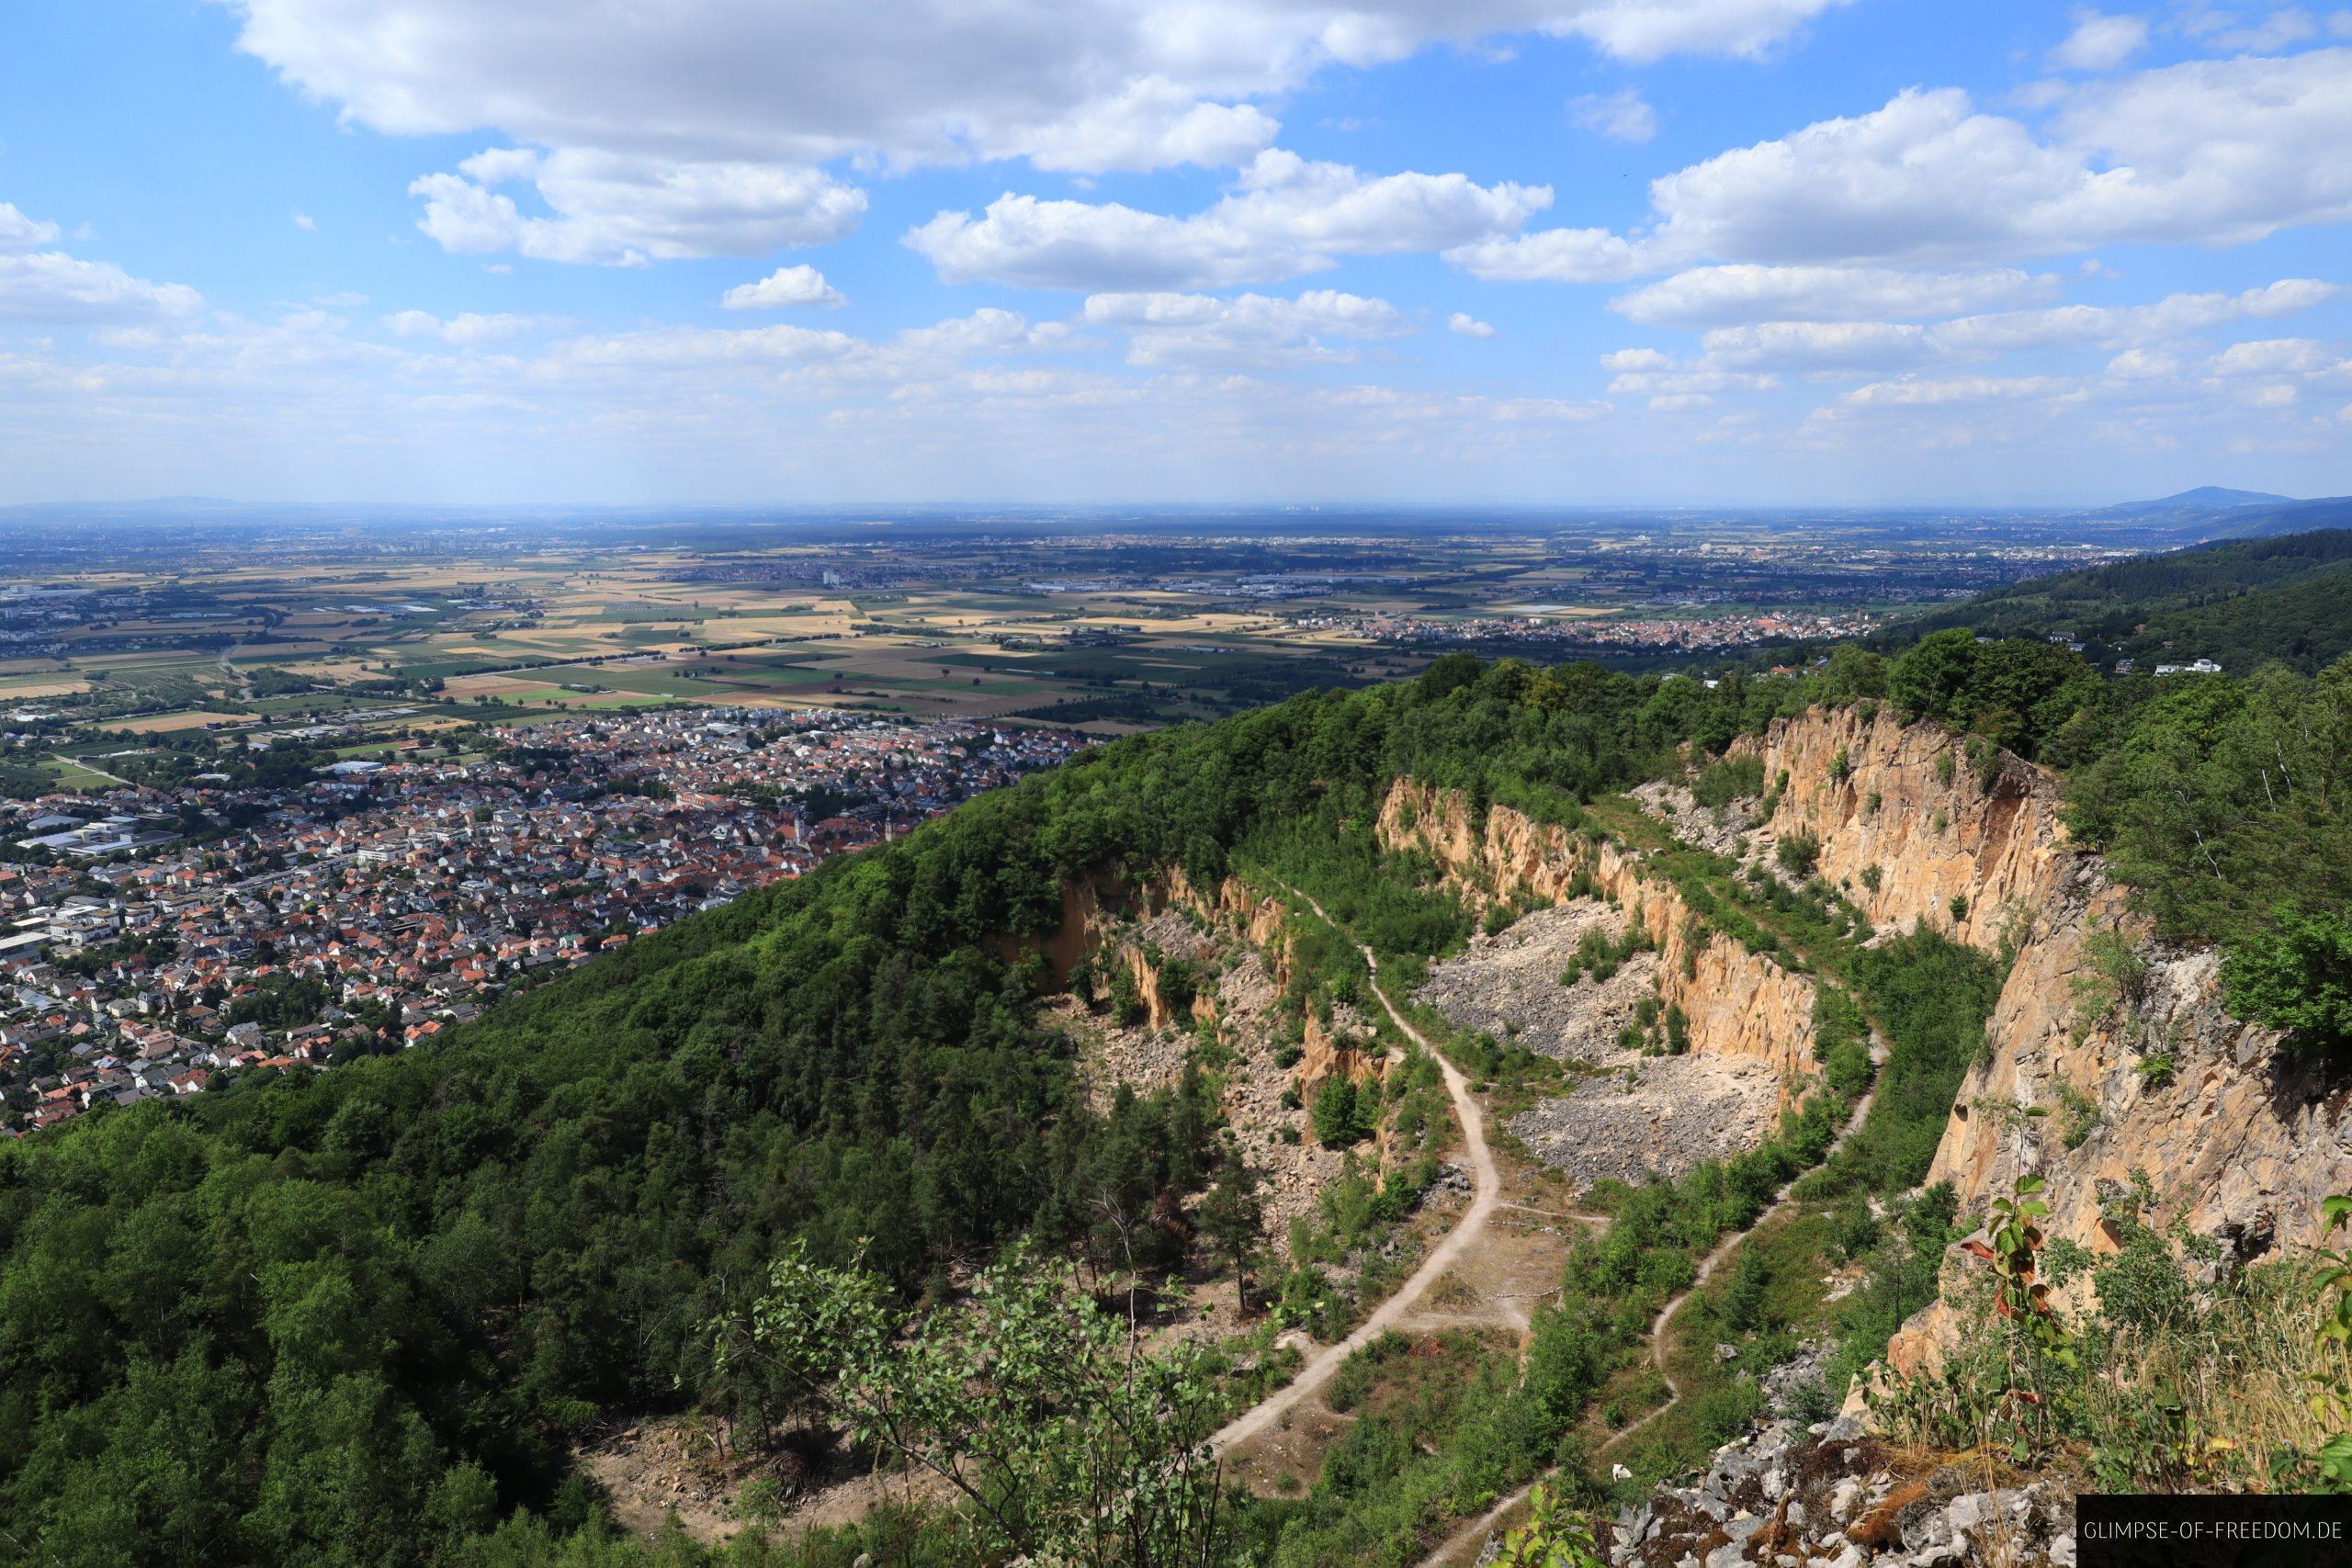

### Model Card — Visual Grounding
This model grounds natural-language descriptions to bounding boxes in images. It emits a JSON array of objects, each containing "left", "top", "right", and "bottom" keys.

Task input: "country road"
[
  {"left": 1415, "top": 1038, "right": 1887, "bottom": 1566},
  {"left": 1208, "top": 886, "right": 1501, "bottom": 1454}
]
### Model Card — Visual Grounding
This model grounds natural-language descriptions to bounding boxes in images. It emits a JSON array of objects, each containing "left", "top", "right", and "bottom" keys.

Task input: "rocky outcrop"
[
  {"left": 1104, "top": 909, "right": 1217, "bottom": 1032},
  {"left": 1378, "top": 779, "right": 1820, "bottom": 1092},
  {"left": 1048, "top": 866, "right": 1395, "bottom": 1157},
  {"left": 1606, "top": 1416, "right": 2075, "bottom": 1567},
  {"left": 1734, "top": 706, "right": 2352, "bottom": 1371},
  {"left": 1296, "top": 1003, "right": 1385, "bottom": 1096},
  {"left": 1738, "top": 705, "right": 2069, "bottom": 953}
]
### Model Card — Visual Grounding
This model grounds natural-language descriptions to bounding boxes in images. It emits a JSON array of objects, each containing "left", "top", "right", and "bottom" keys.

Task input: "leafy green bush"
[
  {"left": 1776, "top": 830, "right": 1821, "bottom": 877},
  {"left": 2224, "top": 906, "right": 2352, "bottom": 1050},
  {"left": 1691, "top": 755, "right": 1765, "bottom": 807},
  {"left": 1312, "top": 1077, "right": 1371, "bottom": 1146}
]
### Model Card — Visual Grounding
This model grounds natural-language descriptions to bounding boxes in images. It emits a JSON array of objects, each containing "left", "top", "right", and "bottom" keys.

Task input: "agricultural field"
[{"left": 0, "top": 509, "right": 2124, "bottom": 767}]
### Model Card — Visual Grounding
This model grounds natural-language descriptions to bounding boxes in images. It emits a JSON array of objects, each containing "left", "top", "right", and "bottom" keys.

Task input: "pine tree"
[{"left": 1197, "top": 1152, "right": 1266, "bottom": 1313}]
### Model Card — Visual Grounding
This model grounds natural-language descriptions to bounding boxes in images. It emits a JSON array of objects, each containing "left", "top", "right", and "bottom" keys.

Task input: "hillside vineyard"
[{"left": 4, "top": 639, "right": 2351, "bottom": 1566}]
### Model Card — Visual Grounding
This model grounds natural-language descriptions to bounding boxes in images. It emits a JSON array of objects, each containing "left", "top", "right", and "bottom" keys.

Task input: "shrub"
[
  {"left": 1313, "top": 1077, "right": 1370, "bottom": 1146},
  {"left": 1964, "top": 737, "right": 2000, "bottom": 790},
  {"left": 1108, "top": 964, "right": 1148, "bottom": 1026},
  {"left": 1691, "top": 755, "right": 1765, "bottom": 807},
  {"left": 1776, "top": 830, "right": 1822, "bottom": 878},
  {"left": 1833, "top": 1194, "right": 1880, "bottom": 1260},
  {"left": 2057, "top": 1081, "right": 2101, "bottom": 1149},
  {"left": 2222, "top": 906, "right": 2352, "bottom": 1051}
]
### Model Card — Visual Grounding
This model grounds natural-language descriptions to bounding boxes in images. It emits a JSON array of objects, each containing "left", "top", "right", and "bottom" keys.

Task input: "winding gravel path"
[
  {"left": 1415, "top": 1040, "right": 1884, "bottom": 1567},
  {"left": 1209, "top": 887, "right": 1502, "bottom": 1454}
]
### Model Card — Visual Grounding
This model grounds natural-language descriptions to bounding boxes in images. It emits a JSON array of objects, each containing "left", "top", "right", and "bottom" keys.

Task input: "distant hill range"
[
  {"left": 1915, "top": 516, "right": 2352, "bottom": 673},
  {"left": 2073, "top": 487, "right": 2352, "bottom": 546},
  {"left": 2079, "top": 485, "right": 2292, "bottom": 520}
]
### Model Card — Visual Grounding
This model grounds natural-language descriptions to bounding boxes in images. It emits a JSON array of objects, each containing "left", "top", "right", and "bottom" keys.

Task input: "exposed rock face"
[
  {"left": 1731, "top": 707, "right": 2352, "bottom": 1371},
  {"left": 1113, "top": 909, "right": 1217, "bottom": 1032},
  {"left": 1378, "top": 779, "right": 1820, "bottom": 1092},
  {"left": 1044, "top": 869, "right": 1391, "bottom": 1240},
  {"left": 1739, "top": 705, "right": 2067, "bottom": 953}
]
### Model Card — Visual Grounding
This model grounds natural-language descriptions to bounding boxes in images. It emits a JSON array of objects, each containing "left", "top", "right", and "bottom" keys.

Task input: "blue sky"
[{"left": 3, "top": 0, "right": 2349, "bottom": 505}]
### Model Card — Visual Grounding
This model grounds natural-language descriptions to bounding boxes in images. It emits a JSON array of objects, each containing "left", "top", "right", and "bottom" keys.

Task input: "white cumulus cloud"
[
  {"left": 1081, "top": 288, "right": 1411, "bottom": 367},
  {"left": 1611, "top": 265, "right": 2056, "bottom": 326},
  {"left": 0, "top": 203, "right": 63, "bottom": 251},
  {"left": 0, "top": 206, "right": 205, "bottom": 323},
  {"left": 722, "top": 265, "right": 845, "bottom": 310},
  {"left": 1645, "top": 55, "right": 2352, "bottom": 265},
  {"left": 909, "top": 151, "right": 1550, "bottom": 288},
  {"left": 409, "top": 148, "right": 866, "bottom": 265},
  {"left": 221, "top": 0, "right": 1847, "bottom": 264},
  {"left": 380, "top": 310, "right": 559, "bottom": 343},
  {"left": 1444, "top": 226, "right": 1645, "bottom": 283},
  {"left": 1481, "top": 52, "right": 2352, "bottom": 283},
  {"left": 1448, "top": 311, "right": 1496, "bottom": 337}
]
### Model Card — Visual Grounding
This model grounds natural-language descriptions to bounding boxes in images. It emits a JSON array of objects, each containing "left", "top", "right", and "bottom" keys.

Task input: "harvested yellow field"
[{"left": 116, "top": 710, "right": 251, "bottom": 733}]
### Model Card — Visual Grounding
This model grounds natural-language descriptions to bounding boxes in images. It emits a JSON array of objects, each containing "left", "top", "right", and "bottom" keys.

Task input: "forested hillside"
[
  {"left": 0, "top": 656, "right": 1793, "bottom": 1564},
  {"left": 5, "top": 629, "right": 2350, "bottom": 1564},
  {"left": 1907, "top": 525, "right": 2352, "bottom": 672}
]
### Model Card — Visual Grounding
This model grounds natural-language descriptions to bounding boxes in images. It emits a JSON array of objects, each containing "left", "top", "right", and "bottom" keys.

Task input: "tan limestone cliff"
[
  {"left": 1376, "top": 778, "right": 1820, "bottom": 1089},
  {"left": 1733, "top": 706, "right": 2352, "bottom": 1371},
  {"left": 1738, "top": 702, "right": 2069, "bottom": 952}
]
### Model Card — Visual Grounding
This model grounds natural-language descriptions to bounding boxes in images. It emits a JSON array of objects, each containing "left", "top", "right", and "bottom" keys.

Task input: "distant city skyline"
[{"left": 4, "top": 2, "right": 2349, "bottom": 504}]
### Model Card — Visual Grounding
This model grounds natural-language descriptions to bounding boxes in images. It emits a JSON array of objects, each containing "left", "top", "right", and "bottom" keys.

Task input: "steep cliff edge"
[
  {"left": 1376, "top": 779, "right": 1820, "bottom": 1089},
  {"left": 1732, "top": 706, "right": 2352, "bottom": 1367},
  {"left": 1738, "top": 704, "right": 2066, "bottom": 953}
]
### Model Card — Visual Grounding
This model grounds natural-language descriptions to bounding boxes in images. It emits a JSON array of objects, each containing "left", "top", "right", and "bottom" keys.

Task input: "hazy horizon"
[{"left": 0, "top": 490, "right": 2310, "bottom": 520}]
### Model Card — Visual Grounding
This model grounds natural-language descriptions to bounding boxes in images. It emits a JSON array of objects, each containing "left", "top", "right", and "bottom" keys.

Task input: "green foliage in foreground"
[
  {"left": 1882, "top": 1176, "right": 2352, "bottom": 1493},
  {"left": 721, "top": 1245, "right": 1235, "bottom": 1568}
]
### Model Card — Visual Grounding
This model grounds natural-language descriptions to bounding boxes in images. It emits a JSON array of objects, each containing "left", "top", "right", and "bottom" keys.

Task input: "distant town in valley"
[{"left": 0, "top": 496, "right": 2313, "bottom": 1131}]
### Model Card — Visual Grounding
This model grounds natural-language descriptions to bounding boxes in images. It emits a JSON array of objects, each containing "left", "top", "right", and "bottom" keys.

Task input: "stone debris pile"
[
  {"left": 1504, "top": 1055, "right": 1777, "bottom": 1196},
  {"left": 1414, "top": 902, "right": 1653, "bottom": 1062},
  {"left": 1604, "top": 1417, "right": 2076, "bottom": 1568}
]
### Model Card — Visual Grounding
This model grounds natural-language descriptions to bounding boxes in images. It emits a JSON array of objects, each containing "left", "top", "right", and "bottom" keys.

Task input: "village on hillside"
[{"left": 0, "top": 708, "right": 1084, "bottom": 1134}]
